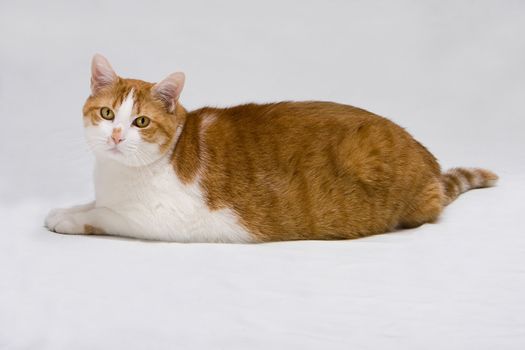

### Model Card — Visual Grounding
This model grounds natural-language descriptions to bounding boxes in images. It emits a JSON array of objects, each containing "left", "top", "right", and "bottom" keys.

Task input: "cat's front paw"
[
  {"left": 44, "top": 208, "right": 66, "bottom": 229},
  {"left": 45, "top": 209, "right": 84, "bottom": 234}
]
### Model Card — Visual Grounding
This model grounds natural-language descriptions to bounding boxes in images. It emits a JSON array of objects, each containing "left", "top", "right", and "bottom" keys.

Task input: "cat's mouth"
[{"left": 108, "top": 146, "right": 123, "bottom": 155}]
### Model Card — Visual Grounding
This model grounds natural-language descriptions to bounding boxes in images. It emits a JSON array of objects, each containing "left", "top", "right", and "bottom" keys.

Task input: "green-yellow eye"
[
  {"left": 100, "top": 107, "right": 114, "bottom": 120},
  {"left": 133, "top": 116, "right": 150, "bottom": 128}
]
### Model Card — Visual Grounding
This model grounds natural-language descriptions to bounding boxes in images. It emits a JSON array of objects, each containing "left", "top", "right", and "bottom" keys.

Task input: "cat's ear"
[
  {"left": 152, "top": 72, "right": 185, "bottom": 112},
  {"left": 90, "top": 54, "right": 117, "bottom": 95}
]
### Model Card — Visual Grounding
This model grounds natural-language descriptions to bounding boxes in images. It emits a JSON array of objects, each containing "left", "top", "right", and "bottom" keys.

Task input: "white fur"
[
  {"left": 90, "top": 157, "right": 253, "bottom": 242},
  {"left": 46, "top": 93, "right": 253, "bottom": 243},
  {"left": 115, "top": 89, "right": 135, "bottom": 127}
]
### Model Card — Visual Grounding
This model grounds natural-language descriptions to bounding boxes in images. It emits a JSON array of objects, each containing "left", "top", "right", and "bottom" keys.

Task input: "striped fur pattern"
[
  {"left": 44, "top": 54, "right": 499, "bottom": 242},
  {"left": 441, "top": 168, "right": 499, "bottom": 205}
]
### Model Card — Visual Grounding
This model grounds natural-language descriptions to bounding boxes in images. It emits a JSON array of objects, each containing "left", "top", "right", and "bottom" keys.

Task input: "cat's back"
[
  {"left": 190, "top": 100, "right": 401, "bottom": 159},
  {"left": 196, "top": 101, "right": 384, "bottom": 131},
  {"left": 190, "top": 101, "right": 419, "bottom": 175}
]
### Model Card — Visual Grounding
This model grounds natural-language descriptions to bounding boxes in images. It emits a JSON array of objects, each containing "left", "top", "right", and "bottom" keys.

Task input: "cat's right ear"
[
  {"left": 152, "top": 72, "right": 185, "bottom": 113},
  {"left": 90, "top": 54, "right": 117, "bottom": 95}
]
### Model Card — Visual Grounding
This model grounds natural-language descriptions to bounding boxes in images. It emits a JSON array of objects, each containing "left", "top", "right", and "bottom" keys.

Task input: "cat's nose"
[{"left": 111, "top": 128, "right": 124, "bottom": 144}]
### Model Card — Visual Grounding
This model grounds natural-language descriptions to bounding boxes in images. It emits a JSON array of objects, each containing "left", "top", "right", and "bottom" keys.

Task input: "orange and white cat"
[{"left": 44, "top": 54, "right": 498, "bottom": 242}]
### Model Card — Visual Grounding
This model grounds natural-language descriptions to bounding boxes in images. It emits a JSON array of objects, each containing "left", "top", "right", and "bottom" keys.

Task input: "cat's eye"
[
  {"left": 133, "top": 116, "right": 151, "bottom": 128},
  {"left": 100, "top": 107, "right": 114, "bottom": 120}
]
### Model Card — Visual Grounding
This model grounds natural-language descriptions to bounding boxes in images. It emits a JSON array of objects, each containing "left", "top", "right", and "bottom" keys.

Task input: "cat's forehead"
[
  {"left": 109, "top": 78, "right": 155, "bottom": 110},
  {"left": 83, "top": 77, "right": 169, "bottom": 122}
]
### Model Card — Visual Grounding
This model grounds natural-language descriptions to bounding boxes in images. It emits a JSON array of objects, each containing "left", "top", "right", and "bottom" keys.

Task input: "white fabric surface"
[{"left": 1, "top": 1, "right": 524, "bottom": 349}]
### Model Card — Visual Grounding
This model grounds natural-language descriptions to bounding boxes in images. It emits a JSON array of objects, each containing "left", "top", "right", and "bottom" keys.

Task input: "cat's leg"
[
  {"left": 46, "top": 206, "right": 132, "bottom": 236},
  {"left": 45, "top": 201, "right": 95, "bottom": 230},
  {"left": 398, "top": 180, "right": 444, "bottom": 229}
]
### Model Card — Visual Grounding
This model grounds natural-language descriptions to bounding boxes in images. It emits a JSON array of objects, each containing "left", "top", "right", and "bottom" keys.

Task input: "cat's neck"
[
  {"left": 171, "top": 110, "right": 203, "bottom": 184},
  {"left": 94, "top": 152, "right": 172, "bottom": 178}
]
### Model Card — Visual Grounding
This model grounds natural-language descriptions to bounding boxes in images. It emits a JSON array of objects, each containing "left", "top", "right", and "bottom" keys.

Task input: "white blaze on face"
[{"left": 114, "top": 89, "right": 135, "bottom": 135}]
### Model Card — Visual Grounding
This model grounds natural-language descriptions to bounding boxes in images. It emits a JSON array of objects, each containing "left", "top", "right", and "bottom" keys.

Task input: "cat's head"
[{"left": 82, "top": 54, "right": 185, "bottom": 167}]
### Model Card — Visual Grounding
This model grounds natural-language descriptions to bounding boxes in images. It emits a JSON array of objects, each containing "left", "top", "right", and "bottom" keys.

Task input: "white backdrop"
[{"left": 1, "top": 1, "right": 524, "bottom": 349}]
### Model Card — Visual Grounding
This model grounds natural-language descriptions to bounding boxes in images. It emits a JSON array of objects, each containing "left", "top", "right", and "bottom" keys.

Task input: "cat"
[{"left": 44, "top": 54, "right": 498, "bottom": 242}]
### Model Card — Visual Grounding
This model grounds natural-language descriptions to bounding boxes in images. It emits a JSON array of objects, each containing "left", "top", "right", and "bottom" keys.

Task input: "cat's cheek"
[
  {"left": 84, "top": 127, "right": 96, "bottom": 146},
  {"left": 84, "top": 123, "right": 111, "bottom": 153},
  {"left": 142, "top": 139, "right": 164, "bottom": 158},
  {"left": 125, "top": 128, "right": 142, "bottom": 145},
  {"left": 125, "top": 129, "right": 164, "bottom": 164}
]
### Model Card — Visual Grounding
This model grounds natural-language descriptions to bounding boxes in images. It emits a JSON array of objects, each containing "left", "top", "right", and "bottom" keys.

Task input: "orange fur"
[{"left": 84, "top": 224, "right": 105, "bottom": 235}]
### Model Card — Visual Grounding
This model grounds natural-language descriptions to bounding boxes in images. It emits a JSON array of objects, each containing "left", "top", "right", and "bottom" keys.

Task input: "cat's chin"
[{"left": 108, "top": 146, "right": 123, "bottom": 155}]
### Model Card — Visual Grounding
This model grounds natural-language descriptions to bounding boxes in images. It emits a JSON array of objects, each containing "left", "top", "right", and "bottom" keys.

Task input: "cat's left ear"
[{"left": 152, "top": 72, "right": 185, "bottom": 113}]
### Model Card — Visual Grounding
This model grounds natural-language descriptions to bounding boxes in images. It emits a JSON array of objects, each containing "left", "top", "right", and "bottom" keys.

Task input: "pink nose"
[{"left": 111, "top": 128, "right": 124, "bottom": 144}]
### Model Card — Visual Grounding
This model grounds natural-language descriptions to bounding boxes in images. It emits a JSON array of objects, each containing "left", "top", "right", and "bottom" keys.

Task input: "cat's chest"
[
  {"left": 94, "top": 160, "right": 206, "bottom": 220},
  {"left": 92, "top": 159, "right": 252, "bottom": 242},
  {"left": 97, "top": 162, "right": 184, "bottom": 203}
]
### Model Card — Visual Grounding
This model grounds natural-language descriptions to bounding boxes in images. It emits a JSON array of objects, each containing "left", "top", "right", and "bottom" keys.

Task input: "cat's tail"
[{"left": 441, "top": 167, "right": 498, "bottom": 205}]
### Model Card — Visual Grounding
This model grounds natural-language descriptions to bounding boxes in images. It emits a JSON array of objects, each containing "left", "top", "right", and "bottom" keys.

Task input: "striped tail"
[{"left": 441, "top": 167, "right": 499, "bottom": 205}]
